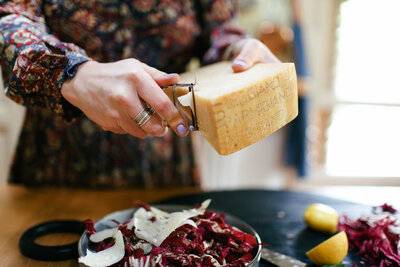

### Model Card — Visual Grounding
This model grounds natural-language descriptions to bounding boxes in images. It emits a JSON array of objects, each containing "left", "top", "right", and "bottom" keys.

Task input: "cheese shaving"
[
  {"left": 79, "top": 230, "right": 125, "bottom": 267},
  {"left": 133, "top": 199, "right": 211, "bottom": 246},
  {"left": 89, "top": 227, "right": 117, "bottom": 243},
  {"left": 177, "top": 92, "right": 193, "bottom": 110}
]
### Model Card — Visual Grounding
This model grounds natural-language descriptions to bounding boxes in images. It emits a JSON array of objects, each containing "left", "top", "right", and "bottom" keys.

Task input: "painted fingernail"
[
  {"left": 164, "top": 73, "right": 178, "bottom": 78},
  {"left": 177, "top": 124, "right": 187, "bottom": 135},
  {"left": 233, "top": 60, "right": 247, "bottom": 67}
]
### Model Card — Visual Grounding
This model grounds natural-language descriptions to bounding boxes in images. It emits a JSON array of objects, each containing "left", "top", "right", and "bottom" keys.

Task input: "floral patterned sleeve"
[
  {"left": 0, "top": 1, "right": 90, "bottom": 120},
  {"left": 200, "top": 0, "right": 247, "bottom": 63}
]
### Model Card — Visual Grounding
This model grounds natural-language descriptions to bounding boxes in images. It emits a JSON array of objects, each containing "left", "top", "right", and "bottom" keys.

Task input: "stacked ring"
[{"left": 133, "top": 105, "right": 155, "bottom": 127}]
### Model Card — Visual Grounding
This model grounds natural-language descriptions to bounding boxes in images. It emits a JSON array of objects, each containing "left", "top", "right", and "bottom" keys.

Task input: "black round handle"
[{"left": 19, "top": 220, "right": 85, "bottom": 261}]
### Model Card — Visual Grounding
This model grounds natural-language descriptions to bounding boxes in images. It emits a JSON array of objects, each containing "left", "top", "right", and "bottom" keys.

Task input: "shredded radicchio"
[
  {"left": 337, "top": 204, "right": 400, "bottom": 267},
  {"left": 85, "top": 219, "right": 96, "bottom": 236},
  {"left": 84, "top": 208, "right": 258, "bottom": 267}
]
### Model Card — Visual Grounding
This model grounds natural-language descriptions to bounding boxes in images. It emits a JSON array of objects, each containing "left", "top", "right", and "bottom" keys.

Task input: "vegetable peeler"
[{"left": 162, "top": 83, "right": 199, "bottom": 131}]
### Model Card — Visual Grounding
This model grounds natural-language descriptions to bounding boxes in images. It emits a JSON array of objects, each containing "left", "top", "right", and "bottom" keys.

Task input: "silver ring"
[{"left": 133, "top": 106, "right": 155, "bottom": 127}]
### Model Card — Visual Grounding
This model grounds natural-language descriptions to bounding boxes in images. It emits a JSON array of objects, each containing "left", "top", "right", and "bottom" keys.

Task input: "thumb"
[
  {"left": 231, "top": 39, "right": 281, "bottom": 73},
  {"left": 231, "top": 42, "right": 259, "bottom": 73}
]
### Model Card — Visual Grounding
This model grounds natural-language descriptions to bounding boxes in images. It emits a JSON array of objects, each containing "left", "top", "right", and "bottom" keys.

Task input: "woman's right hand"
[{"left": 61, "top": 59, "right": 189, "bottom": 139}]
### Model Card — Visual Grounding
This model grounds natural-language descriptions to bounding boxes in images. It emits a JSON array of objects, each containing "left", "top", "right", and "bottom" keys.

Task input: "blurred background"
[{"left": 1, "top": 0, "right": 400, "bottom": 192}]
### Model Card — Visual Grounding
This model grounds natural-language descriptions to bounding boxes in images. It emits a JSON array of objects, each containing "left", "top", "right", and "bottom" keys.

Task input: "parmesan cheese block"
[{"left": 165, "top": 61, "right": 298, "bottom": 155}]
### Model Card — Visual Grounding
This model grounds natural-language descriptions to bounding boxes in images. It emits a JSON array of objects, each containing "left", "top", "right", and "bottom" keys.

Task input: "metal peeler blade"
[{"left": 162, "top": 83, "right": 199, "bottom": 131}]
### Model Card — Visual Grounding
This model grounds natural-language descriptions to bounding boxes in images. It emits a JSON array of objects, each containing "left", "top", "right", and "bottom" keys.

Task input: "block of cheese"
[{"left": 165, "top": 61, "right": 298, "bottom": 155}]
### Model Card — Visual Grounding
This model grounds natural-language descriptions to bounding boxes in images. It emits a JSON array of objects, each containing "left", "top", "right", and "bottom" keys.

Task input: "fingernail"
[
  {"left": 164, "top": 73, "right": 178, "bottom": 78},
  {"left": 233, "top": 60, "right": 247, "bottom": 67},
  {"left": 177, "top": 124, "right": 187, "bottom": 135}
]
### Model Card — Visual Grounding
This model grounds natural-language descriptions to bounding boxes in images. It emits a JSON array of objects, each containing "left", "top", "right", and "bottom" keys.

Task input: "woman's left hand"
[{"left": 229, "top": 38, "right": 281, "bottom": 72}]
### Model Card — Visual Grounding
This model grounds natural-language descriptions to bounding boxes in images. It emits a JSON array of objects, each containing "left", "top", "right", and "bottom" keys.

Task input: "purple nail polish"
[
  {"left": 177, "top": 124, "right": 187, "bottom": 135},
  {"left": 233, "top": 60, "right": 247, "bottom": 67},
  {"left": 164, "top": 73, "right": 178, "bottom": 78}
]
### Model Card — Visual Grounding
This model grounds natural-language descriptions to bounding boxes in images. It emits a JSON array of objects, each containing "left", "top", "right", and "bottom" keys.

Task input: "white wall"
[{"left": 197, "top": 128, "right": 290, "bottom": 190}]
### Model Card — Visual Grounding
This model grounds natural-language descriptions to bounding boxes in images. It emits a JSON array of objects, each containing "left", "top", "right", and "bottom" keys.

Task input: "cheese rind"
[{"left": 176, "top": 61, "right": 298, "bottom": 155}]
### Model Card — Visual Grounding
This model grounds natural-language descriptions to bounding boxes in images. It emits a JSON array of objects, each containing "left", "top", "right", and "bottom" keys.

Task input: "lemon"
[
  {"left": 306, "top": 231, "right": 348, "bottom": 265},
  {"left": 304, "top": 203, "right": 339, "bottom": 234}
]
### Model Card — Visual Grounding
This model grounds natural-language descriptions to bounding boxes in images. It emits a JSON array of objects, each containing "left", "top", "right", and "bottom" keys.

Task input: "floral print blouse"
[{"left": 0, "top": 0, "right": 245, "bottom": 188}]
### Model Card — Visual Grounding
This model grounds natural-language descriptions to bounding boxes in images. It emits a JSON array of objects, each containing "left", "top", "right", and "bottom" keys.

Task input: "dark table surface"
[{"left": 158, "top": 189, "right": 372, "bottom": 266}]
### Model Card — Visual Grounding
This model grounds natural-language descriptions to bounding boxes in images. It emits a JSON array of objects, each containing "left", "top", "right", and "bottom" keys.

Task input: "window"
[{"left": 325, "top": 0, "right": 400, "bottom": 178}]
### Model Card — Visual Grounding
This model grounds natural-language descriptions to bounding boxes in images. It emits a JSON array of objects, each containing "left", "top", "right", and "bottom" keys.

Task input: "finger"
[
  {"left": 130, "top": 106, "right": 168, "bottom": 137},
  {"left": 261, "top": 47, "right": 280, "bottom": 63},
  {"left": 121, "top": 115, "right": 149, "bottom": 139},
  {"left": 114, "top": 96, "right": 149, "bottom": 139},
  {"left": 119, "top": 93, "right": 168, "bottom": 137},
  {"left": 154, "top": 73, "right": 180, "bottom": 87},
  {"left": 232, "top": 39, "right": 280, "bottom": 73},
  {"left": 113, "top": 121, "right": 128, "bottom": 134},
  {"left": 112, "top": 129, "right": 127, "bottom": 134},
  {"left": 231, "top": 41, "right": 261, "bottom": 73},
  {"left": 136, "top": 72, "right": 189, "bottom": 137},
  {"left": 141, "top": 64, "right": 180, "bottom": 87},
  {"left": 90, "top": 111, "right": 128, "bottom": 135},
  {"left": 104, "top": 126, "right": 127, "bottom": 135}
]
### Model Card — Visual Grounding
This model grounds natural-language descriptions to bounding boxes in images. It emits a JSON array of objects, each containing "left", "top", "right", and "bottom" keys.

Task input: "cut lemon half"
[
  {"left": 304, "top": 203, "right": 339, "bottom": 234},
  {"left": 306, "top": 231, "right": 348, "bottom": 265}
]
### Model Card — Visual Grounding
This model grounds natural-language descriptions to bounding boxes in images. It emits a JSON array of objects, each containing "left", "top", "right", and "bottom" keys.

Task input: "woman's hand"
[
  {"left": 61, "top": 59, "right": 189, "bottom": 139},
  {"left": 229, "top": 38, "right": 280, "bottom": 72}
]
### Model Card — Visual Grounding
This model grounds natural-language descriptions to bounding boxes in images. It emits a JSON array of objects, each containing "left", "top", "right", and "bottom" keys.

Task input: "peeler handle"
[{"left": 19, "top": 220, "right": 85, "bottom": 261}]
